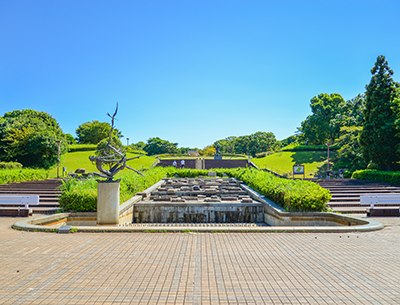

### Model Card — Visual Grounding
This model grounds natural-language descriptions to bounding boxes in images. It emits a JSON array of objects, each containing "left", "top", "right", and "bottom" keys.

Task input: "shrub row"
[
  {"left": 59, "top": 167, "right": 331, "bottom": 212},
  {"left": 220, "top": 168, "right": 330, "bottom": 212},
  {"left": 68, "top": 144, "right": 97, "bottom": 152},
  {"left": 0, "top": 161, "right": 23, "bottom": 169},
  {"left": 281, "top": 145, "right": 340, "bottom": 152},
  {"left": 255, "top": 151, "right": 274, "bottom": 158},
  {"left": 168, "top": 167, "right": 330, "bottom": 211},
  {"left": 352, "top": 170, "right": 400, "bottom": 185},
  {"left": 59, "top": 167, "right": 169, "bottom": 211},
  {"left": 0, "top": 168, "right": 49, "bottom": 184}
]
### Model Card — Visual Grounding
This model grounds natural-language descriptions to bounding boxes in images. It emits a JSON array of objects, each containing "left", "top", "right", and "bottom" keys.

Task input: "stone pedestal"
[
  {"left": 214, "top": 155, "right": 222, "bottom": 160},
  {"left": 97, "top": 180, "right": 120, "bottom": 225}
]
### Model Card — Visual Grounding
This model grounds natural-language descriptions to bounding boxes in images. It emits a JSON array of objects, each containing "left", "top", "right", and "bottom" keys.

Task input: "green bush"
[
  {"left": 68, "top": 144, "right": 97, "bottom": 152},
  {"left": 255, "top": 152, "right": 274, "bottom": 158},
  {"left": 217, "top": 168, "right": 331, "bottom": 212},
  {"left": 58, "top": 178, "right": 98, "bottom": 211},
  {"left": 282, "top": 145, "right": 340, "bottom": 152},
  {"left": 0, "top": 168, "right": 49, "bottom": 184},
  {"left": 59, "top": 167, "right": 169, "bottom": 211},
  {"left": 352, "top": 170, "right": 400, "bottom": 184},
  {"left": 59, "top": 167, "right": 331, "bottom": 212},
  {"left": 167, "top": 167, "right": 330, "bottom": 212},
  {"left": 0, "top": 161, "right": 23, "bottom": 169}
]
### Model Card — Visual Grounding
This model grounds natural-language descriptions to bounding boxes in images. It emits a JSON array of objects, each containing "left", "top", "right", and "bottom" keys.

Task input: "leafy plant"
[
  {"left": 0, "top": 161, "right": 23, "bottom": 169},
  {"left": 0, "top": 168, "right": 49, "bottom": 184}
]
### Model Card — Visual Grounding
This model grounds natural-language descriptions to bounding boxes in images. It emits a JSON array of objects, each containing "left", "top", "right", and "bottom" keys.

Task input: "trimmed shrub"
[
  {"left": 0, "top": 161, "right": 23, "bottom": 169},
  {"left": 168, "top": 167, "right": 330, "bottom": 212},
  {"left": 255, "top": 152, "right": 274, "bottom": 158},
  {"left": 282, "top": 145, "right": 340, "bottom": 152},
  {"left": 0, "top": 168, "right": 49, "bottom": 184},
  {"left": 352, "top": 170, "right": 400, "bottom": 184},
  {"left": 59, "top": 167, "right": 331, "bottom": 212},
  {"left": 68, "top": 144, "right": 97, "bottom": 152},
  {"left": 59, "top": 167, "right": 169, "bottom": 211}
]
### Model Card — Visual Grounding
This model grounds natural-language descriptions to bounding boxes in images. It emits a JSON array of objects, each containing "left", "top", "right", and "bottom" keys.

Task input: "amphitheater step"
[
  {"left": 0, "top": 179, "right": 63, "bottom": 215},
  {"left": 318, "top": 179, "right": 400, "bottom": 215}
]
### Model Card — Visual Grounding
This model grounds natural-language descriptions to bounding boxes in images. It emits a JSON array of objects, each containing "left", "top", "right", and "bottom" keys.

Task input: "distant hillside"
[{"left": 252, "top": 151, "right": 335, "bottom": 178}]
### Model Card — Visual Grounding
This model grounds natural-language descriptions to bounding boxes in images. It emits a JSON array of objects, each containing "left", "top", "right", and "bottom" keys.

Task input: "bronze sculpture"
[{"left": 89, "top": 104, "right": 144, "bottom": 179}]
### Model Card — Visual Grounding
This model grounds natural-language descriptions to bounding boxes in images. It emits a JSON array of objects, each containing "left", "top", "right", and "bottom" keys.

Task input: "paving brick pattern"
[{"left": 1, "top": 217, "right": 400, "bottom": 304}]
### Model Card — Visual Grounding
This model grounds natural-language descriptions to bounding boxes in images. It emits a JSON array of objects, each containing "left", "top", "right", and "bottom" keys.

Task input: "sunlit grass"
[
  {"left": 49, "top": 150, "right": 157, "bottom": 178},
  {"left": 251, "top": 151, "right": 336, "bottom": 178}
]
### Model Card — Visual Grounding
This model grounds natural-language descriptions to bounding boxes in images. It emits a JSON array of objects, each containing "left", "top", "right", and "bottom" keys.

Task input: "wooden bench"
[{"left": 360, "top": 194, "right": 400, "bottom": 216}]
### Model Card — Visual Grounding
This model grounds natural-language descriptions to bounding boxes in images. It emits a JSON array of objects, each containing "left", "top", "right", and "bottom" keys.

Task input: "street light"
[
  {"left": 56, "top": 140, "right": 62, "bottom": 178},
  {"left": 126, "top": 138, "right": 129, "bottom": 146},
  {"left": 326, "top": 142, "right": 332, "bottom": 179}
]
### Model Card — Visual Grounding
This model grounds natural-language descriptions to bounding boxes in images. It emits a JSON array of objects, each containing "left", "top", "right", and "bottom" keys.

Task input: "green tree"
[
  {"left": 299, "top": 93, "right": 345, "bottom": 144},
  {"left": 0, "top": 110, "right": 67, "bottom": 168},
  {"left": 360, "top": 55, "right": 400, "bottom": 170},
  {"left": 143, "top": 137, "right": 178, "bottom": 155},
  {"left": 76, "top": 120, "right": 122, "bottom": 144},
  {"left": 333, "top": 126, "right": 367, "bottom": 171},
  {"left": 64, "top": 133, "right": 77, "bottom": 144}
]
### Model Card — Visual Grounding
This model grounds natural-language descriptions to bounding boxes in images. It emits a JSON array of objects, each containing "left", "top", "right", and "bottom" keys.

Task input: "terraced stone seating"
[
  {"left": 0, "top": 179, "right": 62, "bottom": 215},
  {"left": 360, "top": 194, "right": 400, "bottom": 216},
  {"left": 317, "top": 179, "right": 400, "bottom": 215}
]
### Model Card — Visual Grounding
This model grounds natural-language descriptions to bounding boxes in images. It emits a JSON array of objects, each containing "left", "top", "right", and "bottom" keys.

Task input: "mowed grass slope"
[
  {"left": 252, "top": 151, "right": 334, "bottom": 178},
  {"left": 49, "top": 150, "right": 157, "bottom": 178}
]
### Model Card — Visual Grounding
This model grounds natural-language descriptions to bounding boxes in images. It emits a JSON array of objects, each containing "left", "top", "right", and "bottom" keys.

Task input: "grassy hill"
[
  {"left": 251, "top": 151, "right": 335, "bottom": 178},
  {"left": 48, "top": 150, "right": 157, "bottom": 178}
]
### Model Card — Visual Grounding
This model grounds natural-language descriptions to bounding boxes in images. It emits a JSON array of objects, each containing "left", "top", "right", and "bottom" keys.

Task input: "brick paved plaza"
[{"left": 1, "top": 217, "right": 400, "bottom": 304}]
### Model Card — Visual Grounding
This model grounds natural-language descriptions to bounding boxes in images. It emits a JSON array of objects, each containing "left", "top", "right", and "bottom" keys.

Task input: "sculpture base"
[
  {"left": 214, "top": 155, "right": 222, "bottom": 160},
  {"left": 97, "top": 180, "right": 120, "bottom": 225}
]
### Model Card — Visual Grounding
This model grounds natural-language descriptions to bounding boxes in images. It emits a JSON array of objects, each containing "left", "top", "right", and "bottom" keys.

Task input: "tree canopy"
[
  {"left": 143, "top": 137, "right": 178, "bottom": 155},
  {"left": 214, "top": 132, "right": 277, "bottom": 156},
  {"left": 360, "top": 55, "right": 400, "bottom": 170},
  {"left": 76, "top": 120, "right": 122, "bottom": 144},
  {"left": 0, "top": 109, "right": 67, "bottom": 168}
]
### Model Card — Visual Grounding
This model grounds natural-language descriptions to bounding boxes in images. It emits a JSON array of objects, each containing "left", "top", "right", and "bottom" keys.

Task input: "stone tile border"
[{"left": 12, "top": 213, "right": 383, "bottom": 233}]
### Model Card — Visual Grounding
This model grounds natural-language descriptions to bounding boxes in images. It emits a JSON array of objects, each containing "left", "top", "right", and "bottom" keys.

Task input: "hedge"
[
  {"left": 68, "top": 144, "right": 97, "bottom": 152},
  {"left": 162, "top": 167, "right": 330, "bottom": 212},
  {"left": 59, "top": 167, "right": 168, "bottom": 211},
  {"left": 352, "top": 170, "right": 400, "bottom": 185},
  {"left": 0, "top": 168, "right": 49, "bottom": 184},
  {"left": 0, "top": 161, "right": 23, "bottom": 169},
  {"left": 59, "top": 167, "right": 331, "bottom": 212},
  {"left": 281, "top": 145, "right": 340, "bottom": 152}
]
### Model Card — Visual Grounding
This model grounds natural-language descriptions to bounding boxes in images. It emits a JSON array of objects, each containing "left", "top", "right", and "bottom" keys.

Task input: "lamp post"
[
  {"left": 126, "top": 138, "right": 129, "bottom": 146},
  {"left": 56, "top": 140, "right": 62, "bottom": 178},
  {"left": 326, "top": 142, "right": 332, "bottom": 179}
]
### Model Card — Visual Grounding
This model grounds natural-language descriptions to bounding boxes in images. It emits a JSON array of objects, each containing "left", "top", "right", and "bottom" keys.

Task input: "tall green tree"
[
  {"left": 299, "top": 93, "right": 345, "bottom": 144},
  {"left": 333, "top": 126, "right": 367, "bottom": 171},
  {"left": 76, "top": 120, "right": 122, "bottom": 144},
  {"left": 359, "top": 55, "right": 400, "bottom": 170},
  {"left": 0, "top": 110, "right": 67, "bottom": 168}
]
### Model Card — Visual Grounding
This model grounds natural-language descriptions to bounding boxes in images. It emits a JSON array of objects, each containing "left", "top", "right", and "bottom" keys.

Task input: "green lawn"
[
  {"left": 49, "top": 151, "right": 157, "bottom": 178},
  {"left": 251, "top": 151, "right": 335, "bottom": 178}
]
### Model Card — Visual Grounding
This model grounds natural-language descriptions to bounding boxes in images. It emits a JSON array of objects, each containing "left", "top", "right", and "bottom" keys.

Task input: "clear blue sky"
[{"left": 1, "top": 0, "right": 400, "bottom": 148}]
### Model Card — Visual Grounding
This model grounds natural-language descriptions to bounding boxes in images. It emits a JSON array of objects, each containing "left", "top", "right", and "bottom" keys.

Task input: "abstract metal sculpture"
[{"left": 89, "top": 104, "right": 144, "bottom": 179}]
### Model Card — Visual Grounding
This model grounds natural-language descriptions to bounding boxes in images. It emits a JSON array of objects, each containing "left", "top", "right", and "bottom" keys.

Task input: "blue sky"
[{"left": 1, "top": 0, "right": 400, "bottom": 148}]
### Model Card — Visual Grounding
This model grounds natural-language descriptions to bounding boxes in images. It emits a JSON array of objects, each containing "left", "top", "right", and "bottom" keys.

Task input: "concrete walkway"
[{"left": 1, "top": 217, "right": 400, "bottom": 304}]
